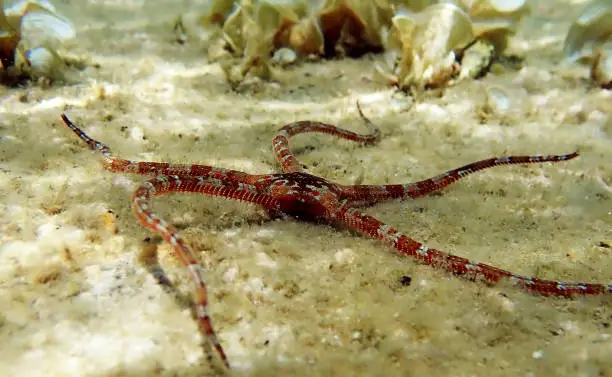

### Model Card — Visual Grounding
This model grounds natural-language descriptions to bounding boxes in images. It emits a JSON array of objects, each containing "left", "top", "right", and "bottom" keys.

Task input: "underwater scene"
[{"left": 0, "top": 0, "right": 611, "bottom": 376}]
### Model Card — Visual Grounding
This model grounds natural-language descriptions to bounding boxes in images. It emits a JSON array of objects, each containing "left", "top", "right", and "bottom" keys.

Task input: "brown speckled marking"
[{"left": 59, "top": 104, "right": 611, "bottom": 368}]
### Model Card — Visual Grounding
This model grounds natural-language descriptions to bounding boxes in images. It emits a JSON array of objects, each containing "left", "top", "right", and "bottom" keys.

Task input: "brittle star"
[{"left": 59, "top": 104, "right": 611, "bottom": 368}]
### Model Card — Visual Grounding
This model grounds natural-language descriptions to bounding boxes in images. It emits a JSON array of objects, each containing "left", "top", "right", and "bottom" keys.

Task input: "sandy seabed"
[{"left": 0, "top": 0, "right": 610, "bottom": 376}]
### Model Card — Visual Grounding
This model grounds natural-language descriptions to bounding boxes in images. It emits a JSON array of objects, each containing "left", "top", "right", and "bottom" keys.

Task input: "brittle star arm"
[
  {"left": 60, "top": 114, "right": 253, "bottom": 182},
  {"left": 272, "top": 102, "right": 380, "bottom": 173},
  {"left": 342, "top": 152, "right": 579, "bottom": 206},
  {"left": 132, "top": 175, "right": 280, "bottom": 368},
  {"left": 60, "top": 114, "right": 279, "bottom": 368},
  {"left": 332, "top": 204, "right": 612, "bottom": 296}
]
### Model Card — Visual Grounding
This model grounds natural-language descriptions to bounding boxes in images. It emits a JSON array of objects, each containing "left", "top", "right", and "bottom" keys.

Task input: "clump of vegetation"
[
  {"left": 0, "top": 0, "right": 76, "bottom": 86},
  {"left": 196, "top": 0, "right": 529, "bottom": 91}
]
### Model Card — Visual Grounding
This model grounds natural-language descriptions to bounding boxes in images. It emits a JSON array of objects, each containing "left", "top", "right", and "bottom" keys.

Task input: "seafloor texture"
[{"left": 0, "top": 0, "right": 611, "bottom": 376}]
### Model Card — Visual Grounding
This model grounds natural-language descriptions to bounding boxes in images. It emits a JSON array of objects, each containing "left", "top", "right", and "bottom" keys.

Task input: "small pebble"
[{"left": 271, "top": 48, "right": 297, "bottom": 67}]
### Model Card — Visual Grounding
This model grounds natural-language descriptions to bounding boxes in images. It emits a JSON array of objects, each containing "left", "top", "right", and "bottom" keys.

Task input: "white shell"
[
  {"left": 271, "top": 47, "right": 297, "bottom": 66},
  {"left": 1, "top": 1, "right": 74, "bottom": 80},
  {"left": 4, "top": 0, "right": 74, "bottom": 42},
  {"left": 21, "top": 11, "right": 75, "bottom": 43},
  {"left": 488, "top": 0, "right": 526, "bottom": 13},
  {"left": 389, "top": 3, "right": 474, "bottom": 89},
  {"left": 485, "top": 85, "right": 511, "bottom": 115},
  {"left": 4, "top": 0, "right": 57, "bottom": 15},
  {"left": 458, "top": 39, "right": 494, "bottom": 80},
  {"left": 25, "top": 45, "right": 55, "bottom": 73},
  {"left": 459, "top": 0, "right": 530, "bottom": 53},
  {"left": 563, "top": 0, "right": 612, "bottom": 63}
]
